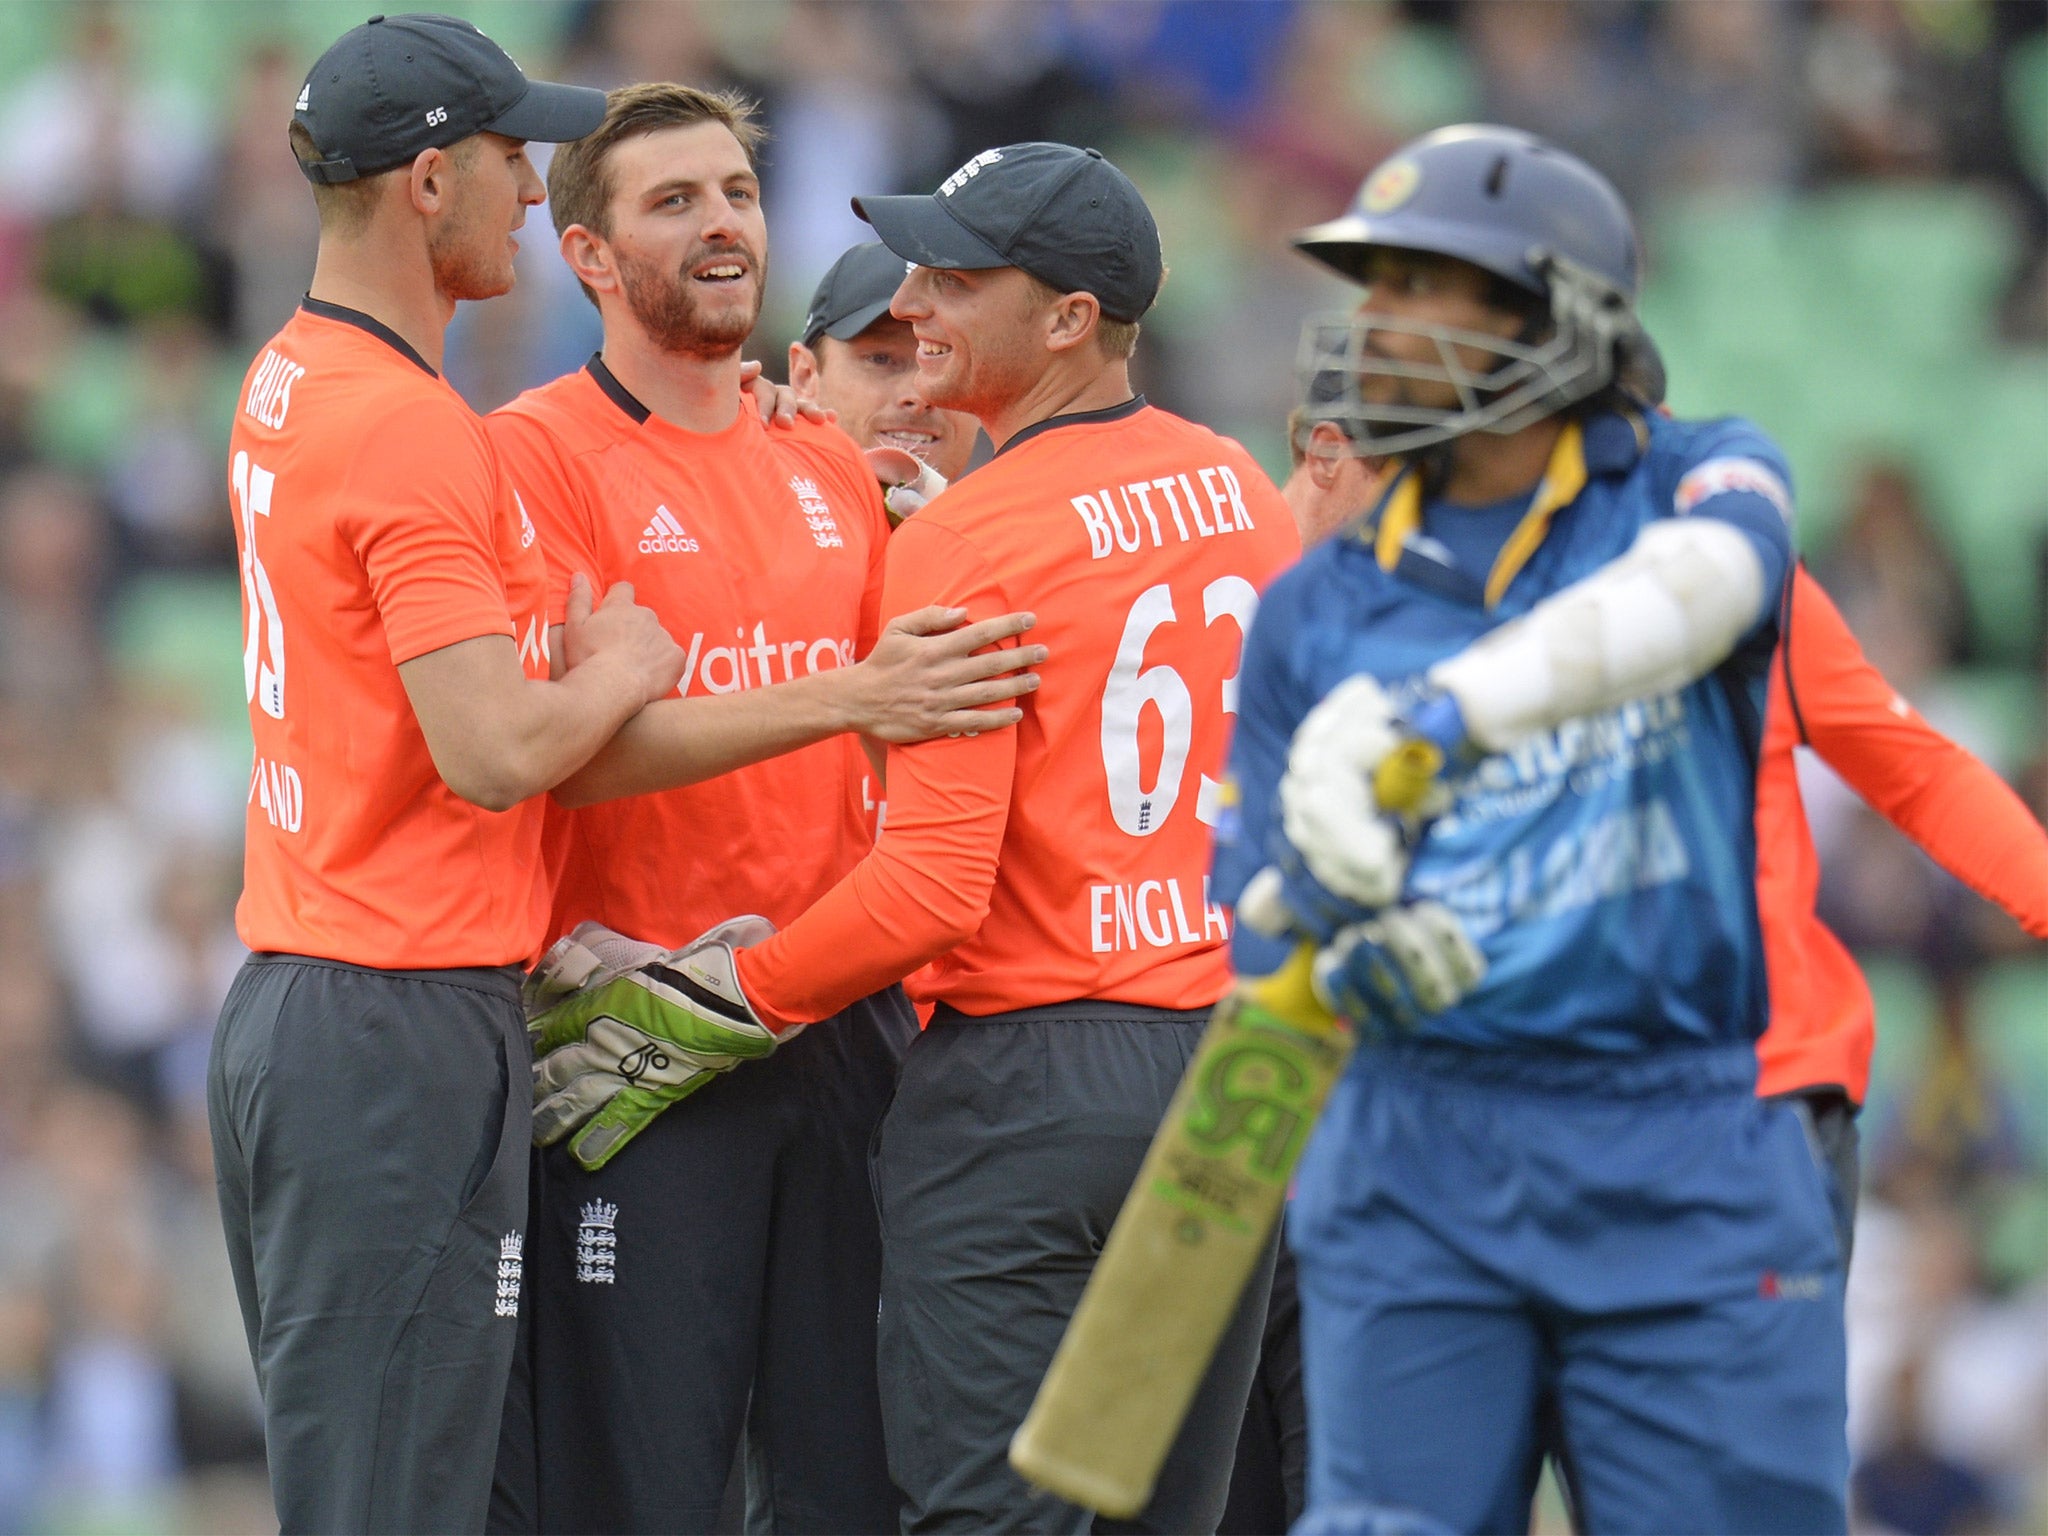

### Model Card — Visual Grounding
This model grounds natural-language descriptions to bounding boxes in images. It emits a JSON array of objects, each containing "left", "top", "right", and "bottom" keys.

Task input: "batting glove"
[
  {"left": 528, "top": 917, "right": 784, "bottom": 1171},
  {"left": 1311, "top": 901, "right": 1486, "bottom": 1037},
  {"left": 1279, "top": 674, "right": 1465, "bottom": 913}
]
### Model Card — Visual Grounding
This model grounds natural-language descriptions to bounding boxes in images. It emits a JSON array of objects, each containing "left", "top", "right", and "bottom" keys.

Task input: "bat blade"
[{"left": 1009, "top": 945, "right": 1352, "bottom": 1517}]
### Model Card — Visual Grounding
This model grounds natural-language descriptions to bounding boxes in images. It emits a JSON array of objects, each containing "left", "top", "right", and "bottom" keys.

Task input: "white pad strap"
[{"left": 1428, "top": 518, "right": 1767, "bottom": 752}]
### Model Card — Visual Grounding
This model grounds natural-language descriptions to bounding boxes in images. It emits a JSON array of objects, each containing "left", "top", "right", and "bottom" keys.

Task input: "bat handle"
[
  {"left": 1241, "top": 942, "right": 1338, "bottom": 1033},
  {"left": 1373, "top": 737, "right": 1444, "bottom": 816}
]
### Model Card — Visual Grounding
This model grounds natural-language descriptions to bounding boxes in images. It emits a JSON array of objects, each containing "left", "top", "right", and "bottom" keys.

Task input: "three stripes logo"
[{"left": 639, "top": 505, "right": 700, "bottom": 555}]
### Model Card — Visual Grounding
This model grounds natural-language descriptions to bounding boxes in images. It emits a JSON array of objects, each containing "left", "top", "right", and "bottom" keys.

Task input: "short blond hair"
[
  {"left": 1022, "top": 273, "right": 1140, "bottom": 359},
  {"left": 288, "top": 121, "right": 386, "bottom": 235}
]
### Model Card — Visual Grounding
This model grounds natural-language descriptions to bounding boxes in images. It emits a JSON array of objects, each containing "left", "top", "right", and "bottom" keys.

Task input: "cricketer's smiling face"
[
  {"left": 888, "top": 263, "right": 1058, "bottom": 425},
  {"left": 793, "top": 316, "right": 978, "bottom": 483},
  {"left": 599, "top": 120, "right": 768, "bottom": 358}
]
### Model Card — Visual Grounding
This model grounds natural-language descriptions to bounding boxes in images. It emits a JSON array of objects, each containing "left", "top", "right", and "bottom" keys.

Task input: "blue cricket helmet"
[
  {"left": 1293, "top": 124, "right": 1639, "bottom": 301},
  {"left": 1291, "top": 125, "right": 1658, "bottom": 456}
]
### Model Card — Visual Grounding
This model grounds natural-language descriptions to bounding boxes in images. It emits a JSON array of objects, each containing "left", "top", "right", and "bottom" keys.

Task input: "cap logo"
[
  {"left": 295, "top": 84, "right": 310, "bottom": 112},
  {"left": 424, "top": 106, "right": 448, "bottom": 126},
  {"left": 1360, "top": 158, "right": 1420, "bottom": 215},
  {"left": 940, "top": 148, "right": 1004, "bottom": 198}
]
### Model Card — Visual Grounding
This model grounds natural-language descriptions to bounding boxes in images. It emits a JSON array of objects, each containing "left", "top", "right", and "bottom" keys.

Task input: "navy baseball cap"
[
  {"left": 800, "top": 242, "right": 910, "bottom": 348},
  {"left": 853, "top": 143, "right": 1163, "bottom": 323},
  {"left": 293, "top": 13, "right": 607, "bottom": 185}
]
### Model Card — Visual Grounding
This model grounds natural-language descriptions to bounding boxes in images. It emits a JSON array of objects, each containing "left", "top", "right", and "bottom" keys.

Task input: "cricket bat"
[
  {"left": 1008, "top": 740, "right": 1441, "bottom": 1519},
  {"left": 1008, "top": 944, "right": 1347, "bottom": 1516}
]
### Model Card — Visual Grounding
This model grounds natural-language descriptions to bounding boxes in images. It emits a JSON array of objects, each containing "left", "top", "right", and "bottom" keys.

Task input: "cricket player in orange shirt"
[
  {"left": 1754, "top": 563, "right": 2048, "bottom": 1237},
  {"left": 530, "top": 141, "right": 1301, "bottom": 1531},
  {"left": 207, "top": 19, "right": 652, "bottom": 1534},
  {"left": 482, "top": 89, "right": 1045, "bottom": 1535}
]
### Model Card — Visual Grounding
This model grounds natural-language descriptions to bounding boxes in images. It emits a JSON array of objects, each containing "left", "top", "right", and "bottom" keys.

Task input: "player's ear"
[
  {"left": 558, "top": 224, "right": 618, "bottom": 300},
  {"left": 407, "top": 145, "right": 450, "bottom": 216},
  {"left": 1043, "top": 291, "right": 1100, "bottom": 356},
  {"left": 788, "top": 342, "right": 821, "bottom": 402},
  {"left": 1305, "top": 422, "right": 1353, "bottom": 491}
]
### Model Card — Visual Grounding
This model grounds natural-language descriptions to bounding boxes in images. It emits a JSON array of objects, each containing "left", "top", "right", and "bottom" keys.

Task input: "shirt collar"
[
  {"left": 584, "top": 353, "right": 651, "bottom": 424},
  {"left": 299, "top": 296, "right": 436, "bottom": 378},
  {"left": 995, "top": 395, "right": 1147, "bottom": 457},
  {"left": 1358, "top": 408, "right": 1647, "bottom": 610}
]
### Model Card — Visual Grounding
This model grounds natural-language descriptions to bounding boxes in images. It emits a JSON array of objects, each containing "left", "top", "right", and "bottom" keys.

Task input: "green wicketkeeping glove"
[{"left": 527, "top": 916, "right": 784, "bottom": 1170}]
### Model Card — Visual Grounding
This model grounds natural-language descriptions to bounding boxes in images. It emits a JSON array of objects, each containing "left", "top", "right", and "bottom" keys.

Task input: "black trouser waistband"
[
  {"left": 242, "top": 950, "right": 526, "bottom": 1003},
  {"left": 928, "top": 998, "right": 1214, "bottom": 1030}
]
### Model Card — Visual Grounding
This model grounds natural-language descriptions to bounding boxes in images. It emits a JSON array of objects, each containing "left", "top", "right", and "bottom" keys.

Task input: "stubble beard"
[
  {"left": 427, "top": 161, "right": 515, "bottom": 302},
  {"left": 620, "top": 243, "right": 765, "bottom": 361}
]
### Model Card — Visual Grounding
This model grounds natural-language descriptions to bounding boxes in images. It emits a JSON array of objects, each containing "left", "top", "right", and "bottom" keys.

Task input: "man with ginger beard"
[{"left": 483, "top": 85, "right": 1045, "bottom": 1535}]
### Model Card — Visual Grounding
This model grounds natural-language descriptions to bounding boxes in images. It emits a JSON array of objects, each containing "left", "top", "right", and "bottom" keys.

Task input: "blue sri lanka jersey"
[{"left": 1215, "top": 408, "right": 1795, "bottom": 1054}]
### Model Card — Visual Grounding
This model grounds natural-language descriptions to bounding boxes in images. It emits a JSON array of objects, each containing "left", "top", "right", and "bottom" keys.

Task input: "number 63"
[{"left": 1100, "top": 577, "right": 1257, "bottom": 838}]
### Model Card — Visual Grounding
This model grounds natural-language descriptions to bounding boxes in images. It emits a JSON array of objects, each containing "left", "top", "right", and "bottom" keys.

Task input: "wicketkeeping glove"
[
  {"left": 527, "top": 917, "right": 785, "bottom": 1171},
  {"left": 1310, "top": 900, "right": 1486, "bottom": 1037}
]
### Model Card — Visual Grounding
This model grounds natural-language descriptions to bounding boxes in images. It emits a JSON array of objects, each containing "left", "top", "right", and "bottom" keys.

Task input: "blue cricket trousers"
[{"left": 1289, "top": 1041, "right": 1849, "bottom": 1536}]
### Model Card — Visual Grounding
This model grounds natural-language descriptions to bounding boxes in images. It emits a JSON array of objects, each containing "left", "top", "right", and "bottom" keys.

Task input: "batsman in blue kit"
[{"left": 1213, "top": 126, "right": 1850, "bottom": 1534}]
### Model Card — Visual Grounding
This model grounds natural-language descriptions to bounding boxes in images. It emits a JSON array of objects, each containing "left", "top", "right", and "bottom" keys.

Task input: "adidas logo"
[
  {"left": 295, "top": 84, "right": 310, "bottom": 112},
  {"left": 638, "top": 505, "right": 699, "bottom": 555}
]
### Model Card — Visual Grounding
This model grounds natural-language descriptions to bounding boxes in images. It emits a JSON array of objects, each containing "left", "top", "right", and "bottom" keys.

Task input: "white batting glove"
[{"left": 1279, "top": 675, "right": 1449, "bottom": 909}]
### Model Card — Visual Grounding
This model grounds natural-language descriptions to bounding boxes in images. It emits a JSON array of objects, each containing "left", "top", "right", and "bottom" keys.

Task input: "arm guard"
[{"left": 1429, "top": 517, "right": 1767, "bottom": 752}]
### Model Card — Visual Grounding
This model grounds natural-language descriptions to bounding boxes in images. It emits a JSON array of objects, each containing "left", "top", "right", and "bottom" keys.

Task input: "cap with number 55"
[{"left": 292, "top": 12, "right": 606, "bottom": 185}]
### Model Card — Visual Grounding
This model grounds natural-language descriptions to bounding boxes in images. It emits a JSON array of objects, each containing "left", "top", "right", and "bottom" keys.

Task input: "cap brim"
[
  {"left": 852, "top": 194, "right": 1008, "bottom": 272},
  {"left": 485, "top": 78, "right": 608, "bottom": 144},
  {"left": 819, "top": 297, "right": 899, "bottom": 344}
]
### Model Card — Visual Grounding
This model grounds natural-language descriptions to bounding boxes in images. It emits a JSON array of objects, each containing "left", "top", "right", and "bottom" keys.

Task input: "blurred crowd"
[{"left": 0, "top": 2, "right": 2041, "bottom": 1532}]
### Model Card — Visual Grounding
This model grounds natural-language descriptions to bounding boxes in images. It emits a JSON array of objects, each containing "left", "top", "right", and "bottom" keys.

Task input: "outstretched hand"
[{"left": 846, "top": 606, "right": 1046, "bottom": 743}]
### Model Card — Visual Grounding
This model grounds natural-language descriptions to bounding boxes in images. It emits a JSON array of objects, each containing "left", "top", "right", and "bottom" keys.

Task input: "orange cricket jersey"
[
  {"left": 1754, "top": 564, "right": 2048, "bottom": 1102},
  {"left": 488, "top": 359, "right": 890, "bottom": 949},
  {"left": 230, "top": 299, "right": 553, "bottom": 968},
  {"left": 738, "top": 398, "right": 1302, "bottom": 1025}
]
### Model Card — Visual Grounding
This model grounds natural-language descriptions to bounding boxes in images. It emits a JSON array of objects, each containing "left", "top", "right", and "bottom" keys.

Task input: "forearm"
[
  {"left": 553, "top": 668, "right": 859, "bottom": 807},
  {"left": 402, "top": 638, "right": 648, "bottom": 813},
  {"left": 1830, "top": 729, "right": 2048, "bottom": 938},
  {"left": 738, "top": 842, "right": 995, "bottom": 1026},
  {"left": 737, "top": 730, "right": 1016, "bottom": 1025},
  {"left": 506, "top": 662, "right": 653, "bottom": 804}
]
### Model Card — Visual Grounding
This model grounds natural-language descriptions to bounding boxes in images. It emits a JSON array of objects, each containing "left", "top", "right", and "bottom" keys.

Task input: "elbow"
[
  {"left": 929, "top": 906, "right": 988, "bottom": 953},
  {"left": 436, "top": 746, "right": 545, "bottom": 814},
  {"left": 923, "top": 869, "right": 998, "bottom": 952},
  {"left": 446, "top": 772, "right": 529, "bottom": 815}
]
